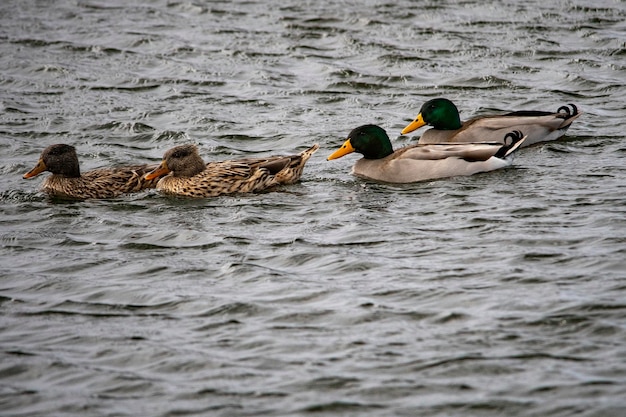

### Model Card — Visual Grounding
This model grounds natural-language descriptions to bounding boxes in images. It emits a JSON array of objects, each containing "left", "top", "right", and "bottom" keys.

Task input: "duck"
[
  {"left": 23, "top": 144, "right": 163, "bottom": 199},
  {"left": 327, "top": 124, "right": 525, "bottom": 183},
  {"left": 144, "top": 143, "right": 319, "bottom": 198},
  {"left": 401, "top": 98, "right": 581, "bottom": 147}
]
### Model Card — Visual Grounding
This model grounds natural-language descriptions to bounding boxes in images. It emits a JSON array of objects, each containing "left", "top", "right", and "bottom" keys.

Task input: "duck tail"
[
  {"left": 272, "top": 144, "right": 319, "bottom": 185},
  {"left": 281, "top": 143, "right": 320, "bottom": 171},
  {"left": 300, "top": 143, "right": 320, "bottom": 162},
  {"left": 135, "top": 164, "right": 164, "bottom": 189},
  {"left": 494, "top": 131, "right": 526, "bottom": 159},
  {"left": 556, "top": 103, "right": 582, "bottom": 129},
  {"left": 557, "top": 103, "right": 579, "bottom": 118}
]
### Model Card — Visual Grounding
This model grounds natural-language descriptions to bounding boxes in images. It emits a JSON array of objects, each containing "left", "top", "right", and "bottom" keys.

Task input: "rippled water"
[{"left": 1, "top": 0, "right": 625, "bottom": 416}]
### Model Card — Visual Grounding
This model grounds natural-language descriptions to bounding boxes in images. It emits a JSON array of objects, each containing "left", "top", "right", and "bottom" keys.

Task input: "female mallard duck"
[
  {"left": 144, "top": 143, "right": 319, "bottom": 197},
  {"left": 327, "top": 124, "right": 525, "bottom": 183},
  {"left": 23, "top": 144, "right": 163, "bottom": 199},
  {"left": 401, "top": 98, "right": 581, "bottom": 147}
]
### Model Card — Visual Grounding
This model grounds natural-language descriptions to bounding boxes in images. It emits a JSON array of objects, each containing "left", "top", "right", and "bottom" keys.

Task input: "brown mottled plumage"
[
  {"left": 23, "top": 144, "right": 163, "bottom": 199},
  {"left": 145, "top": 143, "right": 319, "bottom": 198}
]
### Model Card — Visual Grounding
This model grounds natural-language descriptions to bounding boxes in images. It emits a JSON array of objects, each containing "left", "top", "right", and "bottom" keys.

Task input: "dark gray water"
[{"left": 1, "top": 1, "right": 625, "bottom": 416}]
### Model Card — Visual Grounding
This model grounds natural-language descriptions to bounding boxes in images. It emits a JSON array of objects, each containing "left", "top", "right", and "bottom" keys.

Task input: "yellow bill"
[
  {"left": 327, "top": 139, "right": 356, "bottom": 160},
  {"left": 401, "top": 113, "right": 427, "bottom": 135}
]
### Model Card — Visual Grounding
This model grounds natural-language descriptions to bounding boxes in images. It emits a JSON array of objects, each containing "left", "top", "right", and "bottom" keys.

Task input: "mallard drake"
[
  {"left": 23, "top": 144, "right": 163, "bottom": 199},
  {"left": 327, "top": 124, "right": 525, "bottom": 183},
  {"left": 401, "top": 98, "right": 581, "bottom": 147},
  {"left": 144, "top": 143, "right": 319, "bottom": 198}
]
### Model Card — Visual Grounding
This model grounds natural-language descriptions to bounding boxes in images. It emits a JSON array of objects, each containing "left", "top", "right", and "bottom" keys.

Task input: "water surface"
[{"left": 1, "top": 1, "right": 625, "bottom": 416}]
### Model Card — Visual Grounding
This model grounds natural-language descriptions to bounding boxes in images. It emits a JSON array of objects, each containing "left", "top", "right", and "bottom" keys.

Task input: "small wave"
[
  {"left": 90, "top": 121, "right": 155, "bottom": 133},
  {"left": 300, "top": 401, "right": 384, "bottom": 413}
]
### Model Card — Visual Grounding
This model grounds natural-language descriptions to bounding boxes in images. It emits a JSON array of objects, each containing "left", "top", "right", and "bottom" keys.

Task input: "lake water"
[{"left": 1, "top": 1, "right": 625, "bottom": 416}]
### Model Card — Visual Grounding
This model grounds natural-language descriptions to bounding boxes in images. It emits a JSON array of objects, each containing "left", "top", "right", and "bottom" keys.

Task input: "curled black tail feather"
[
  {"left": 557, "top": 103, "right": 578, "bottom": 117},
  {"left": 494, "top": 130, "right": 525, "bottom": 159}
]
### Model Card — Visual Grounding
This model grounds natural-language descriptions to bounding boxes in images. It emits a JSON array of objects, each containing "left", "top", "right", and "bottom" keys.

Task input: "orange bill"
[
  {"left": 23, "top": 159, "right": 47, "bottom": 179},
  {"left": 327, "top": 139, "right": 356, "bottom": 160},
  {"left": 401, "top": 113, "right": 427, "bottom": 135},
  {"left": 144, "top": 161, "right": 170, "bottom": 180}
]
